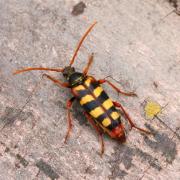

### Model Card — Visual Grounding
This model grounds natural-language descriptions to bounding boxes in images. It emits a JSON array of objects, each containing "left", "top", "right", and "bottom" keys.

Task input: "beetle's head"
[
  {"left": 63, "top": 66, "right": 85, "bottom": 87},
  {"left": 63, "top": 66, "right": 76, "bottom": 80}
]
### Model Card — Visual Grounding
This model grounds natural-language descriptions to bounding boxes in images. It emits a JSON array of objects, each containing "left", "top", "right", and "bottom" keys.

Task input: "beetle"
[{"left": 14, "top": 21, "right": 151, "bottom": 155}]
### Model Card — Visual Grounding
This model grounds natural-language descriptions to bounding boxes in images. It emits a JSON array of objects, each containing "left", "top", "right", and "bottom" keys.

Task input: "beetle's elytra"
[{"left": 14, "top": 21, "right": 151, "bottom": 155}]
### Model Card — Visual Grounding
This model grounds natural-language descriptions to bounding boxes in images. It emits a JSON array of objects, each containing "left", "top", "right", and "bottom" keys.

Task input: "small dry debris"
[
  {"left": 168, "top": 0, "right": 180, "bottom": 15},
  {"left": 71, "top": 2, "right": 86, "bottom": 16}
]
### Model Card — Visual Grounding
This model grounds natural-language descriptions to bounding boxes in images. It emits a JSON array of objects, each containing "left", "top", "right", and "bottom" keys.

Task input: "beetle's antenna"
[
  {"left": 13, "top": 67, "right": 64, "bottom": 75},
  {"left": 14, "top": 22, "right": 97, "bottom": 75},
  {"left": 69, "top": 21, "right": 97, "bottom": 66}
]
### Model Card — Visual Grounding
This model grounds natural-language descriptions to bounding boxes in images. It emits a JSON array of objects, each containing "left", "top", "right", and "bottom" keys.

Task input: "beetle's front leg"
[
  {"left": 64, "top": 97, "right": 76, "bottom": 143},
  {"left": 42, "top": 73, "right": 70, "bottom": 88},
  {"left": 83, "top": 53, "right": 94, "bottom": 75},
  {"left": 98, "top": 79, "right": 137, "bottom": 97}
]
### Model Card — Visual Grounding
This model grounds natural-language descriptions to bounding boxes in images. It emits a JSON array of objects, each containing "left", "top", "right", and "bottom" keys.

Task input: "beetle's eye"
[{"left": 63, "top": 71, "right": 67, "bottom": 77}]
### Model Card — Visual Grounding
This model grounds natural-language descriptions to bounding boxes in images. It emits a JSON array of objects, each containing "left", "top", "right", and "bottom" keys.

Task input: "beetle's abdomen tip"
[{"left": 111, "top": 124, "right": 126, "bottom": 142}]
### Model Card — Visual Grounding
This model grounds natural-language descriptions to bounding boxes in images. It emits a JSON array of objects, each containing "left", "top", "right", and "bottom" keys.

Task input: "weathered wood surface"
[{"left": 0, "top": 0, "right": 179, "bottom": 179}]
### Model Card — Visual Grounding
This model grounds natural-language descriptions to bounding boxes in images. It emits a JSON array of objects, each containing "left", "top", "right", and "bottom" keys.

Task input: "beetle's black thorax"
[
  {"left": 69, "top": 72, "right": 85, "bottom": 87},
  {"left": 62, "top": 66, "right": 85, "bottom": 87}
]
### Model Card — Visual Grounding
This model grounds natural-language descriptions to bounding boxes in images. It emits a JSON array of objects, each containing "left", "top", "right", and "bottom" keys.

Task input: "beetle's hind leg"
[
  {"left": 113, "top": 101, "right": 151, "bottom": 134},
  {"left": 64, "top": 97, "right": 76, "bottom": 143},
  {"left": 84, "top": 112, "right": 104, "bottom": 156}
]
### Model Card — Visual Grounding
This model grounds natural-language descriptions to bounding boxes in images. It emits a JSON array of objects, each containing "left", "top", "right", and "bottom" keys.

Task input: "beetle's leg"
[
  {"left": 42, "top": 73, "right": 70, "bottom": 88},
  {"left": 64, "top": 97, "right": 76, "bottom": 143},
  {"left": 84, "top": 112, "right": 104, "bottom": 156},
  {"left": 98, "top": 79, "right": 137, "bottom": 97},
  {"left": 113, "top": 101, "right": 151, "bottom": 134},
  {"left": 83, "top": 53, "right": 94, "bottom": 75}
]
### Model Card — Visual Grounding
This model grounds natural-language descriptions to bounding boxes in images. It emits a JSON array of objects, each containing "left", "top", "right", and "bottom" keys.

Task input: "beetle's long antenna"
[
  {"left": 14, "top": 22, "right": 97, "bottom": 75},
  {"left": 13, "top": 67, "right": 64, "bottom": 75},
  {"left": 69, "top": 21, "right": 97, "bottom": 66}
]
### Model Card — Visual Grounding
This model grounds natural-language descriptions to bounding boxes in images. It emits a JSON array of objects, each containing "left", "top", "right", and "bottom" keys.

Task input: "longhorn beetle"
[{"left": 14, "top": 21, "right": 151, "bottom": 155}]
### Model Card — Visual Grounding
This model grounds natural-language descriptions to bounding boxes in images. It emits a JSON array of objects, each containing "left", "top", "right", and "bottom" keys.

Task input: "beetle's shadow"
[{"left": 72, "top": 100, "right": 88, "bottom": 126}]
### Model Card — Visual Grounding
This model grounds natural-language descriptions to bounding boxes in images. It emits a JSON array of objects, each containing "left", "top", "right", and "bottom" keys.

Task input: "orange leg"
[
  {"left": 98, "top": 79, "right": 137, "bottom": 97},
  {"left": 83, "top": 53, "right": 94, "bottom": 75},
  {"left": 43, "top": 74, "right": 73, "bottom": 142},
  {"left": 42, "top": 74, "right": 70, "bottom": 88},
  {"left": 113, "top": 101, "right": 151, "bottom": 134},
  {"left": 64, "top": 97, "right": 76, "bottom": 143},
  {"left": 84, "top": 112, "right": 104, "bottom": 156}
]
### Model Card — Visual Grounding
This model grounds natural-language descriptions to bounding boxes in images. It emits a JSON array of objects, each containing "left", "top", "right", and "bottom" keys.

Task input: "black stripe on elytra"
[
  {"left": 106, "top": 107, "right": 122, "bottom": 130},
  {"left": 97, "top": 90, "right": 109, "bottom": 103},
  {"left": 96, "top": 112, "right": 121, "bottom": 130},
  {"left": 108, "top": 119, "right": 121, "bottom": 130},
  {"left": 96, "top": 106, "right": 122, "bottom": 129},
  {"left": 88, "top": 81, "right": 100, "bottom": 91},
  {"left": 78, "top": 89, "right": 89, "bottom": 98},
  {"left": 82, "top": 100, "right": 99, "bottom": 112},
  {"left": 106, "top": 105, "right": 117, "bottom": 115},
  {"left": 96, "top": 113, "right": 107, "bottom": 123},
  {"left": 82, "top": 90, "right": 110, "bottom": 112},
  {"left": 77, "top": 82, "right": 103, "bottom": 98}
]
